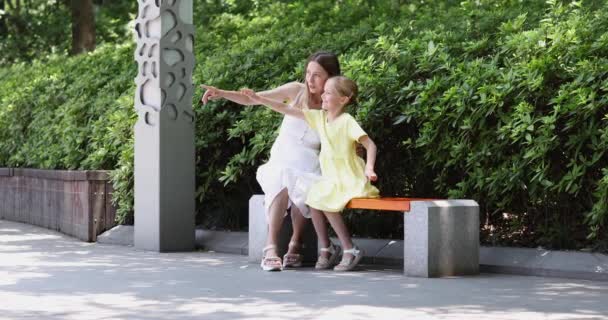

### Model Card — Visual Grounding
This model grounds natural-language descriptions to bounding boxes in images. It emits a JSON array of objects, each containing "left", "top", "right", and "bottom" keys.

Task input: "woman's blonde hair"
[{"left": 328, "top": 76, "right": 358, "bottom": 107}]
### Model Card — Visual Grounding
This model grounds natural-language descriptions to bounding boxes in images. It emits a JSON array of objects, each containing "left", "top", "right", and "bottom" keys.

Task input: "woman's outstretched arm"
[
  {"left": 200, "top": 82, "right": 303, "bottom": 106},
  {"left": 241, "top": 89, "right": 305, "bottom": 120}
]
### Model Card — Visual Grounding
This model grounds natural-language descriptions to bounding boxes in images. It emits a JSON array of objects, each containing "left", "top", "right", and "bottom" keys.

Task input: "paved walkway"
[{"left": 1, "top": 219, "right": 607, "bottom": 320}]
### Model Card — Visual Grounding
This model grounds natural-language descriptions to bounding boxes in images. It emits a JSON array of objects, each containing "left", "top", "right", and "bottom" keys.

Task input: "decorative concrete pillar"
[{"left": 133, "top": 0, "right": 195, "bottom": 251}]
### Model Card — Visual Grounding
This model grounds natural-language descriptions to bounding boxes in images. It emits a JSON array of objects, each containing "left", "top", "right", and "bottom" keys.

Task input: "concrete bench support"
[
  {"left": 249, "top": 195, "right": 479, "bottom": 277},
  {"left": 248, "top": 195, "right": 317, "bottom": 264},
  {"left": 405, "top": 200, "right": 479, "bottom": 277}
]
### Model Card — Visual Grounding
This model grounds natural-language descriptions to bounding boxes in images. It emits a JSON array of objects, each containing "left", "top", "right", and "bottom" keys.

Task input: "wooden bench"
[
  {"left": 346, "top": 197, "right": 436, "bottom": 211},
  {"left": 249, "top": 195, "right": 479, "bottom": 277}
]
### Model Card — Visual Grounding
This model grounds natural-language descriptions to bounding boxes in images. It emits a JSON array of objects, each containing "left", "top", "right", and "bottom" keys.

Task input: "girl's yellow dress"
[{"left": 302, "top": 109, "right": 379, "bottom": 212}]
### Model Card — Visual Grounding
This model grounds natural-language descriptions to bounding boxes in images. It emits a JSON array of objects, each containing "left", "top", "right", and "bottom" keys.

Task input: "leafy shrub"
[{"left": 0, "top": 43, "right": 137, "bottom": 221}]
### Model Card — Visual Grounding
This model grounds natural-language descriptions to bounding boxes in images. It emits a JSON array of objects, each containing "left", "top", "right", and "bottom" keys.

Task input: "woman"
[{"left": 200, "top": 51, "right": 342, "bottom": 271}]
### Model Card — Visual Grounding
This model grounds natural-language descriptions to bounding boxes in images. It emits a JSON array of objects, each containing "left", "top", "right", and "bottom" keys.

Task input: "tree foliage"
[{"left": 0, "top": 0, "right": 137, "bottom": 65}]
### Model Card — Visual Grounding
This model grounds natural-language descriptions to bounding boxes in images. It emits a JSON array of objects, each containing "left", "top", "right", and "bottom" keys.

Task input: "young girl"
[{"left": 242, "top": 76, "right": 379, "bottom": 271}]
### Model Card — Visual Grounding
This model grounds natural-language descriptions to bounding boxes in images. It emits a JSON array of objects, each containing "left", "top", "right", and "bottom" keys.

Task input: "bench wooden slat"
[{"left": 346, "top": 197, "right": 439, "bottom": 212}]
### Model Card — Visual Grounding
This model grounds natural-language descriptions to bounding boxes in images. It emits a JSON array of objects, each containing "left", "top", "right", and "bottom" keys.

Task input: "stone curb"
[
  {"left": 9, "top": 168, "right": 111, "bottom": 181},
  {"left": 98, "top": 226, "right": 608, "bottom": 281},
  {"left": 0, "top": 168, "right": 13, "bottom": 177},
  {"left": 96, "top": 225, "right": 134, "bottom": 246}
]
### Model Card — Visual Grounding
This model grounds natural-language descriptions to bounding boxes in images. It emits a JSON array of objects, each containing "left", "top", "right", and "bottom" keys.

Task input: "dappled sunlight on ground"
[{"left": 1, "top": 219, "right": 608, "bottom": 320}]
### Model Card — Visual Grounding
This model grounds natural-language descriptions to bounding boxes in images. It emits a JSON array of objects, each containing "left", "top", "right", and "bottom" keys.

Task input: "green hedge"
[
  {"left": 0, "top": 43, "right": 138, "bottom": 220},
  {"left": 1, "top": 0, "right": 607, "bottom": 251}
]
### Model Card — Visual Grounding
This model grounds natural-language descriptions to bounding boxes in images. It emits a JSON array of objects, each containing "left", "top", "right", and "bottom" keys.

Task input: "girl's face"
[
  {"left": 306, "top": 61, "right": 329, "bottom": 95},
  {"left": 321, "top": 79, "right": 349, "bottom": 112}
]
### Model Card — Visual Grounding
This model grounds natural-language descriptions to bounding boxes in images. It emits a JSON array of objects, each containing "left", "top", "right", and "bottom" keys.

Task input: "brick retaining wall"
[{"left": 0, "top": 168, "right": 117, "bottom": 241}]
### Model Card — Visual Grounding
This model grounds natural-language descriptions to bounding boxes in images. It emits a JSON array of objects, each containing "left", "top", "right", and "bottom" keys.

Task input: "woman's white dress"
[{"left": 256, "top": 106, "right": 321, "bottom": 218}]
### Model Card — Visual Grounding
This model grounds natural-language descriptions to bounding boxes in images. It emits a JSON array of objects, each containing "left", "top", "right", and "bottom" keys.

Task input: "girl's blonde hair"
[{"left": 328, "top": 76, "right": 358, "bottom": 107}]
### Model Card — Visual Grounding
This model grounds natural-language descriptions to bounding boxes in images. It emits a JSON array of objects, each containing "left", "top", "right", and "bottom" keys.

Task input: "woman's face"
[{"left": 306, "top": 61, "right": 329, "bottom": 95}]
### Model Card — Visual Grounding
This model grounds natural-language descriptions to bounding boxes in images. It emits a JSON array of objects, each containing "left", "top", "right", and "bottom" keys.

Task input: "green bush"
[
  {"left": 0, "top": 43, "right": 137, "bottom": 221},
  {"left": 194, "top": 0, "right": 608, "bottom": 249},
  {"left": 1, "top": 0, "right": 606, "bottom": 251}
]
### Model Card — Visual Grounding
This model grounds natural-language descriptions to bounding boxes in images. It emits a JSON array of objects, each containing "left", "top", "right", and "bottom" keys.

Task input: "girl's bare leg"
[
  {"left": 323, "top": 211, "right": 355, "bottom": 259},
  {"left": 310, "top": 208, "right": 332, "bottom": 258}
]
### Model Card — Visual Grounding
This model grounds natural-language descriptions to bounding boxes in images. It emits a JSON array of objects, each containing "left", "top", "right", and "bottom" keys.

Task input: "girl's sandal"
[
  {"left": 260, "top": 244, "right": 282, "bottom": 272},
  {"left": 315, "top": 243, "right": 341, "bottom": 270},
  {"left": 333, "top": 246, "right": 363, "bottom": 272},
  {"left": 282, "top": 242, "right": 303, "bottom": 268}
]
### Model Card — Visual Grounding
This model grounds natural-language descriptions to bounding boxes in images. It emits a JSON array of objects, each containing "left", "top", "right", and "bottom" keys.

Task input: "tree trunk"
[
  {"left": 70, "top": 0, "right": 95, "bottom": 55},
  {"left": 0, "top": 0, "right": 6, "bottom": 36}
]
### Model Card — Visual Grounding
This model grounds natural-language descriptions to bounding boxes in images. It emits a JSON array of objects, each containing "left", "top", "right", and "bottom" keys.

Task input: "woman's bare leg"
[
  {"left": 288, "top": 206, "right": 307, "bottom": 254},
  {"left": 265, "top": 189, "right": 289, "bottom": 258}
]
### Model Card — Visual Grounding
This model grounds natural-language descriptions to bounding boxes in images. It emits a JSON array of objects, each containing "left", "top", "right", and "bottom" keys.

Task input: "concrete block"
[
  {"left": 352, "top": 237, "right": 390, "bottom": 265},
  {"left": 481, "top": 246, "right": 608, "bottom": 281},
  {"left": 404, "top": 200, "right": 479, "bottom": 277},
  {"left": 97, "top": 225, "right": 134, "bottom": 246},
  {"left": 196, "top": 229, "right": 247, "bottom": 254},
  {"left": 375, "top": 240, "right": 403, "bottom": 266}
]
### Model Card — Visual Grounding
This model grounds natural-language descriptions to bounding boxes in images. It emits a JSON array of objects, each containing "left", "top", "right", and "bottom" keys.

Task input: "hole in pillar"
[
  {"left": 142, "top": 4, "right": 151, "bottom": 19},
  {"left": 185, "top": 34, "right": 193, "bottom": 52},
  {"left": 145, "top": 112, "right": 156, "bottom": 126},
  {"left": 162, "top": 48, "right": 184, "bottom": 66},
  {"left": 142, "top": 61, "right": 148, "bottom": 76},
  {"left": 148, "top": 43, "right": 158, "bottom": 58},
  {"left": 141, "top": 80, "right": 161, "bottom": 111},
  {"left": 182, "top": 110, "right": 194, "bottom": 123},
  {"left": 167, "top": 104, "right": 178, "bottom": 120},
  {"left": 181, "top": 68, "right": 186, "bottom": 78},
  {"left": 161, "top": 10, "right": 177, "bottom": 38},
  {"left": 139, "top": 43, "right": 147, "bottom": 56},
  {"left": 145, "top": 15, "right": 160, "bottom": 38},
  {"left": 179, "top": 0, "right": 193, "bottom": 24},
  {"left": 135, "top": 23, "right": 141, "bottom": 38},
  {"left": 164, "top": 72, "right": 175, "bottom": 88},
  {"left": 170, "top": 31, "right": 182, "bottom": 43},
  {"left": 138, "top": 85, "right": 144, "bottom": 105},
  {"left": 176, "top": 83, "right": 186, "bottom": 101},
  {"left": 161, "top": 89, "right": 166, "bottom": 106},
  {"left": 155, "top": 0, "right": 160, "bottom": 7},
  {"left": 151, "top": 61, "right": 157, "bottom": 78}
]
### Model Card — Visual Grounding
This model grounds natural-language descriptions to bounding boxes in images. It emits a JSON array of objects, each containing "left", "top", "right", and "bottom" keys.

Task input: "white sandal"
[
  {"left": 334, "top": 246, "right": 363, "bottom": 272},
  {"left": 283, "top": 241, "right": 303, "bottom": 268},
  {"left": 260, "top": 245, "right": 282, "bottom": 272},
  {"left": 315, "top": 243, "right": 341, "bottom": 270}
]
